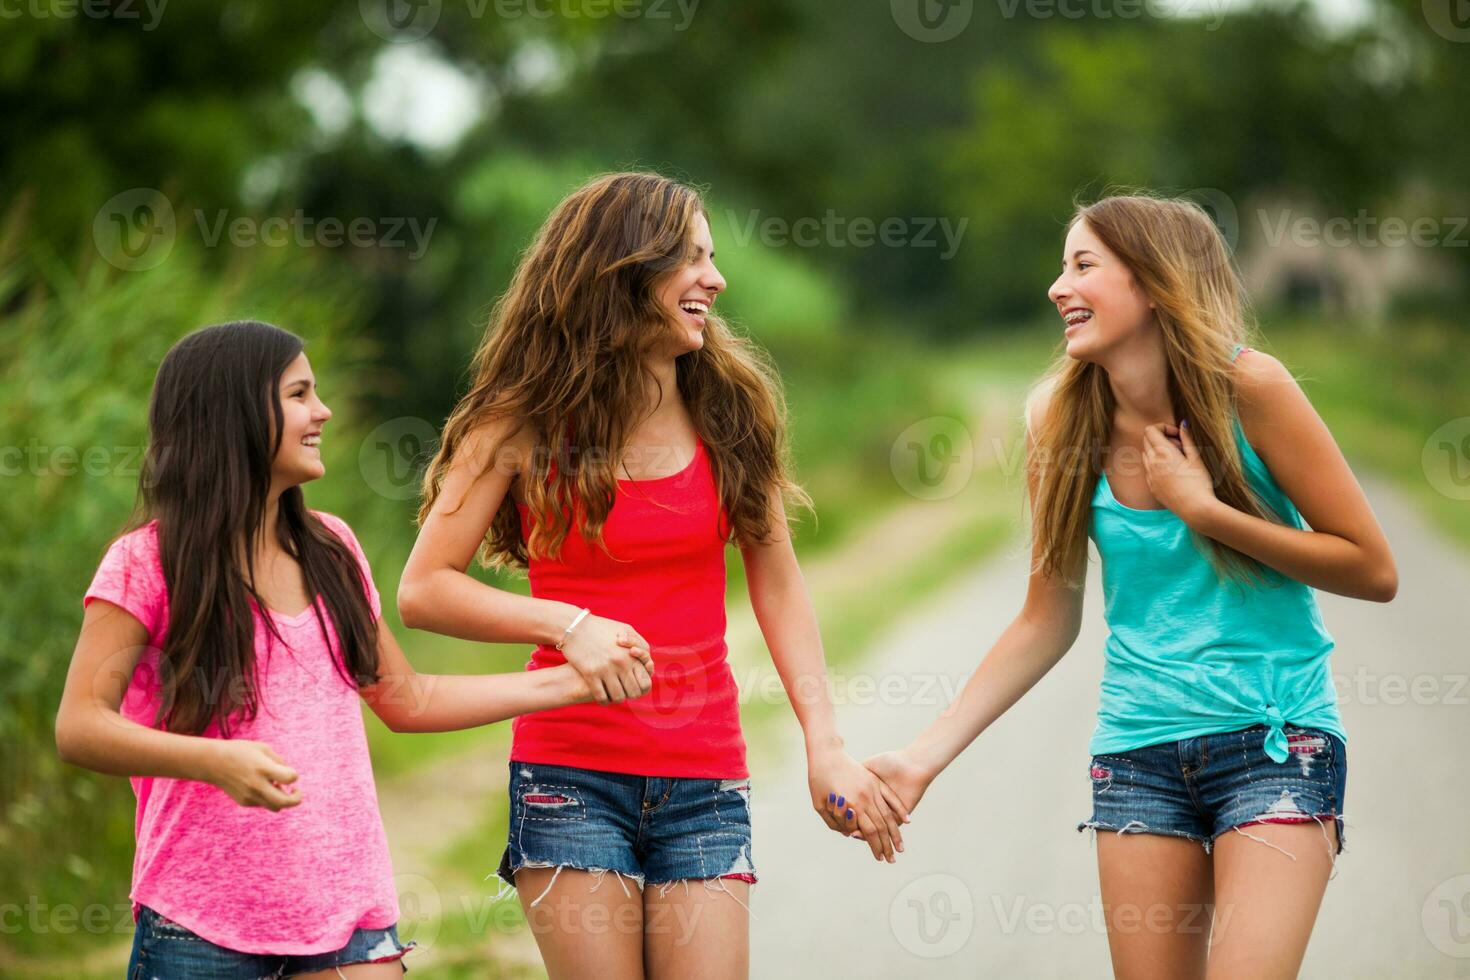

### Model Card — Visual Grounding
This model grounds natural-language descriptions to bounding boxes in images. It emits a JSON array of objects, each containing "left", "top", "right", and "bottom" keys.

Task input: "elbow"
[
  {"left": 1368, "top": 566, "right": 1398, "bottom": 603},
  {"left": 54, "top": 712, "right": 82, "bottom": 767},
  {"left": 396, "top": 580, "right": 425, "bottom": 630}
]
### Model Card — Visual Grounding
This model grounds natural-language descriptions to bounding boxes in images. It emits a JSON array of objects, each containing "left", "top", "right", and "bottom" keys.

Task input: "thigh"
[
  {"left": 1205, "top": 822, "right": 1336, "bottom": 980},
  {"left": 516, "top": 867, "right": 646, "bottom": 980},
  {"left": 643, "top": 876, "right": 750, "bottom": 980},
  {"left": 1095, "top": 833, "right": 1214, "bottom": 980},
  {"left": 1199, "top": 725, "right": 1345, "bottom": 979},
  {"left": 640, "top": 776, "right": 755, "bottom": 980},
  {"left": 128, "top": 906, "right": 283, "bottom": 979}
]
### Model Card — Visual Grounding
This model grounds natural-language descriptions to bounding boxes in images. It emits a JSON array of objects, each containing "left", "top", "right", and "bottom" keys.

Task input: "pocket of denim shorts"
[
  {"left": 1281, "top": 726, "right": 1334, "bottom": 763},
  {"left": 143, "top": 907, "right": 206, "bottom": 943},
  {"left": 713, "top": 777, "right": 752, "bottom": 825},
  {"left": 518, "top": 782, "right": 587, "bottom": 822}
]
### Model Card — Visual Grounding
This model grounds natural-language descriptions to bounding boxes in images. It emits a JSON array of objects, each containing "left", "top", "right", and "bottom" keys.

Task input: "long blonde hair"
[
  {"left": 419, "top": 171, "right": 811, "bottom": 567},
  {"left": 1028, "top": 192, "right": 1284, "bottom": 587}
]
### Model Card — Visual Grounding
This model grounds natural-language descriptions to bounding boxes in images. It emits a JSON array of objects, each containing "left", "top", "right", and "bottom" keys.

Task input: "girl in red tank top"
[{"left": 402, "top": 172, "right": 911, "bottom": 976}]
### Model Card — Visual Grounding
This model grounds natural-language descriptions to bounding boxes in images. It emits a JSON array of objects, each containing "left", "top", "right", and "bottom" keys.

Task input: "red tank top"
[{"left": 509, "top": 433, "right": 748, "bottom": 778}]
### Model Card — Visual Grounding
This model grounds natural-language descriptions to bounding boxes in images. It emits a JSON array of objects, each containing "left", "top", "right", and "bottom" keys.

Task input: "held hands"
[
  {"left": 205, "top": 740, "right": 301, "bottom": 811},
  {"left": 559, "top": 613, "right": 654, "bottom": 704},
  {"left": 1142, "top": 420, "right": 1217, "bottom": 524},
  {"left": 809, "top": 744, "right": 911, "bottom": 863}
]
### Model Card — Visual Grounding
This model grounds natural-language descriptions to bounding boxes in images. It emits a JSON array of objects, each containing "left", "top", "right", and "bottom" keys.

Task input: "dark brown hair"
[{"left": 129, "top": 320, "right": 379, "bottom": 735}]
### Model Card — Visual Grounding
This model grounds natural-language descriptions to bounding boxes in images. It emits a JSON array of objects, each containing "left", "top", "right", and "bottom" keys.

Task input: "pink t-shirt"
[{"left": 82, "top": 510, "right": 398, "bottom": 955}]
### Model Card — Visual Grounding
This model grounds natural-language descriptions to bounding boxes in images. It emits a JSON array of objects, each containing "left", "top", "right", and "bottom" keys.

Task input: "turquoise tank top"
[{"left": 1087, "top": 344, "right": 1345, "bottom": 763}]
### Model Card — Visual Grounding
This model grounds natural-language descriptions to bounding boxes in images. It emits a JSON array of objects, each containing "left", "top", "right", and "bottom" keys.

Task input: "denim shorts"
[
  {"left": 495, "top": 760, "right": 758, "bottom": 905},
  {"left": 1077, "top": 723, "right": 1347, "bottom": 857},
  {"left": 127, "top": 905, "right": 412, "bottom": 979}
]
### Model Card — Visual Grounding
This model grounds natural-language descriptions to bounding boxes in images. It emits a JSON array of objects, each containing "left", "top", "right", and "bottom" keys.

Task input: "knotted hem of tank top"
[
  {"left": 1259, "top": 704, "right": 1289, "bottom": 763},
  {"left": 487, "top": 861, "right": 646, "bottom": 908}
]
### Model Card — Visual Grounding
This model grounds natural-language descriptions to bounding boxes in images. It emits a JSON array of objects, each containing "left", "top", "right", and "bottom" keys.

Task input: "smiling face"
[
  {"left": 271, "top": 352, "right": 332, "bottom": 489},
  {"left": 1047, "top": 218, "right": 1157, "bottom": 363},
  {"left": 653, "top": 211, "right": 726, "bottom": 356}
]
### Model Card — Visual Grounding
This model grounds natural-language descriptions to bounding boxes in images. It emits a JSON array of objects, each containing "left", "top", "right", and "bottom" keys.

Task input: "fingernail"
[
  {"left": 836, "top": 796, "right": 844, "bottom": 808},
  {"left": 828, "top": 792, "right": 835, "bottom": 803},
  {"left": 1181, "top": 418, "right": 1189, "bottom": 428},
  {"left": 846, "top": 808, "right": 854, "bottom": 820}
]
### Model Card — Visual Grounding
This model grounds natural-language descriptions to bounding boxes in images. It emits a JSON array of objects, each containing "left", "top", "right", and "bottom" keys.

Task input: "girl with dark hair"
[
  {"left": 56, "top": 320, "right": 600, "bottom": 978},
  {"left": 401, "top": 171, "right": 909, "bottom": 979}
]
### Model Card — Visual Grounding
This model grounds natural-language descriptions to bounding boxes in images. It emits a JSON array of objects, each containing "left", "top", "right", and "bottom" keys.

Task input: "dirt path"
[{"left": 748, "top": 474, "right": 1470, "bottom": 979}]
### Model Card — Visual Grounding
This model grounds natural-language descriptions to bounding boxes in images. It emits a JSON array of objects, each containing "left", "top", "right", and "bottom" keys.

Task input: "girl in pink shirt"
[{"left": 56, "top": 320, "right": 631, "bottom": 978}]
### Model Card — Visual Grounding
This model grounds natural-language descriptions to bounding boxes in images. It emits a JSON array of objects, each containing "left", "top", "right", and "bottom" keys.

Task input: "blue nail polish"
[
  {"left": 837, "top": 796, "right": 844, "bottom": 808},
  {"left": 828, "top": 792, "right": 835, "bottom": 803},
  {"left": 846, "top": 808, "right": 855, "bottom": 820}
]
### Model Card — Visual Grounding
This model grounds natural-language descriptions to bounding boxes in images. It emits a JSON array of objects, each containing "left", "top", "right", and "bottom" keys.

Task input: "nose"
[
  {"left": 315, "top": 400, "right": 332, "bottom": 422},
  {"left": 702, "top": 262, "right": 726, "bottom": 296},
  {"left": 1047, "top": 273, "right": 1070, "bottom": 307}
]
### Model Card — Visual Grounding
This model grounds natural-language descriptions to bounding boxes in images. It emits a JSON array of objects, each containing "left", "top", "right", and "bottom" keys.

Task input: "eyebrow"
[{"left": 282, "top": 377, "right": 315, "bottom": 390}]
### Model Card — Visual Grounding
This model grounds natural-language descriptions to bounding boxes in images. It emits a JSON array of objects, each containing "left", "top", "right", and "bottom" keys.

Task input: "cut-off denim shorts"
[
  {"left": 1077, "top": 722, "right": 1347, "bottom": 860},
  {"left": 127, "top": 905, "right": 412, "bottom": 979},
  {"left": 495, "top": 760, "right": 758, "bottom": 908}
]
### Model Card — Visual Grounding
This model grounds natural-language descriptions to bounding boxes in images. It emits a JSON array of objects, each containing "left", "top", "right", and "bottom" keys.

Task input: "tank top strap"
[{"left": 1231, "top": 343, "right": 1253, "bottom": 362}]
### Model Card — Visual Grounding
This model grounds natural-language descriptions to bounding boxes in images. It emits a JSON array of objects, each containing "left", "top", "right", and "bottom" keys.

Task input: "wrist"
[
  {"left": 187, "top": 738, "right": 223, "bottom": 785},
  {"left": 1183, "top": 496, "right": 1226, "bottom": 534},
  {"left": 804, "top": 730, "right": 844, "bottom": 756},
  {"left": 539, "top": 601, "right": 584, "bottom": 647}
]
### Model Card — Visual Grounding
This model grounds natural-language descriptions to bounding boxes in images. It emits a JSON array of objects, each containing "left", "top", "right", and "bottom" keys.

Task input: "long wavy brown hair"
[
  {"left": 419, "top": 171, "right": 811, "bottom": 566},
  {"left": 1027, "top": 193, "right": 1286, "bottom": 588},
  {"left": 127, "top": 321, "right": 380, "bottom": 735}
]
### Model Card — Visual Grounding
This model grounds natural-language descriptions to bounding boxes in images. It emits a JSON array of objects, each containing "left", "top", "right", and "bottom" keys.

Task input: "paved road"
[{"left": 748, "top": 475, "right": 1470, "bottom": 978}]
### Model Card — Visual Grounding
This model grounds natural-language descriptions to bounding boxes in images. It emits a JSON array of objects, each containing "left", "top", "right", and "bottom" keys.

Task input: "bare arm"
[
  {"left": 55, "top": 601, "right": 302, "bottom": 810},
  {"left": 740, "top": 489, "right": 911, "bottom": 863},
  {"left": 865, "top": 383, "right": 1085, "bottom": 808},
  {"left": 1147, "top": 350, "right": 1397, "bottom": 602},
  {"left": 397, "top": 417, "right": 653, "bottom": 703},
  {"left": 361, "top": 616, "right": 593, "bottom": 733}
]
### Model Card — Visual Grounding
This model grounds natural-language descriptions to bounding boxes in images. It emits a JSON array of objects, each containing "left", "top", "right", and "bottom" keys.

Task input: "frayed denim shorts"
[
  {"left": 127, "top": 905, "right": 412, "bottom": 978},
  {"left": 1077, "top": 722, "right": 1347, "bottom": 858},
  {"left": 495, "top": 760, "right": 758, "bottom": 906}
]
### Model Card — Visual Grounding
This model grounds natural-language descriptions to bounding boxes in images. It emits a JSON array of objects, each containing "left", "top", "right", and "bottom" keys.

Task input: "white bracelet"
[{"left": 555, "top": 607, "right": 591, "bottom": 651}]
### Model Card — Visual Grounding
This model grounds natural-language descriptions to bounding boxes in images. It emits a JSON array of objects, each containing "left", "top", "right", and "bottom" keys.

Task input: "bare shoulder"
[
  {"left": 1230, "top": 347, "right": 1319, "bottom": 471},
  {"left": 455, "top": 414, "right": 537, "bottom": 476},
  {"left": 1024, "top": 374, "right": 1059, "bottom": 441}
]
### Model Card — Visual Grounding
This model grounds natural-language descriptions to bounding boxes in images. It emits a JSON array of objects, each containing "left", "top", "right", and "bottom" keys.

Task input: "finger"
[
  {"left": 259, "top": 743, "right": 285, "bottom": 764},
  {"left": 855, "top": 812, "right": 885, "bottom": 861},
  {"left": 873, "top": 794, "right": 904, "bottom": 852},
  {"left": 815, "top": 798, "right": 843, "bottom": 832},
  {"left": 875, "top": 780, "right": 912, "bottom": 824},
  {"left": 866, "top": 803, "right": 898, "bottom": 861},
  {"left": 592, "top": 678, "right": 612, "bottom": 704},
  {"left": 1178, "top": 419, "right": 1199, "bottom": 457},
  {"left": 260, "top": 783, "right": 302, "bottom": 811},
  {"left": 631, "top": 663, "right": 653, "bottom": 694},
  {"left": 265, "top": 762, "right": 298, "bottom": 784}
]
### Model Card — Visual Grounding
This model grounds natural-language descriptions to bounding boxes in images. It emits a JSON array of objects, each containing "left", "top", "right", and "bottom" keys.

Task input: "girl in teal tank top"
[
  {"left": 853, "top": 193, "right": 1397, "bottom": 979},
  {"left": 1089, "top": 342, "right": 1345, "bottom": 764}
]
